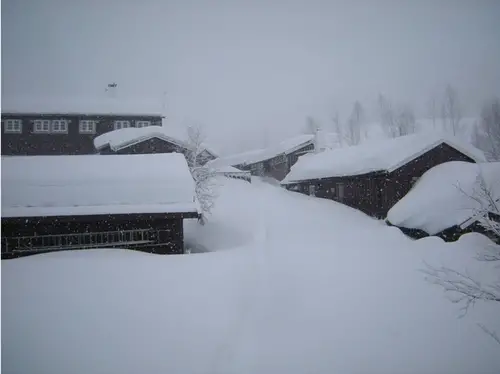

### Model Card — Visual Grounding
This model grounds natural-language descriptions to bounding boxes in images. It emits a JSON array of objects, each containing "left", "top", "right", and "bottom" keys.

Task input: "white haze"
[{"left": 2, "top": 0, "right": 500, "bottom": 154}]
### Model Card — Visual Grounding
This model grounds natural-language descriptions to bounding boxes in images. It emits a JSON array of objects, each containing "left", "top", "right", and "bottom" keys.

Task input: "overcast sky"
[{"left": 2, "top": 0, "right": 500, "bottom": 154}]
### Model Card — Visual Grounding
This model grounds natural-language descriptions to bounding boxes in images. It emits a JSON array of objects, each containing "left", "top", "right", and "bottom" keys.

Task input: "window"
[
  {"left": 51, "top": 120, "right": 68, "bottom": 133},
  {"left": 135, "top": 120, "right": 151, "bottom": 128},
  {"left": 309, "top": 185, "right": 316, "bottom": 196},
  {"left": 336, "top": 182, "right": 345, "bottom": 201},
  {"left": 114, "top": 120, "right": 130, "bottom": 130},
  {"left": 4, "top": 119, "right": 22, "bottom": 133},
  {"left": 34, "top": 120, "right": 51, "bottom": 133},
  {"left": 79, "top": 120, "right": 97, "bottom": 134}
]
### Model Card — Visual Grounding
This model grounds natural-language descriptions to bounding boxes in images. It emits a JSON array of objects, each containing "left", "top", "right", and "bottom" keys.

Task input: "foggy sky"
[{"left": 2, "top": 0, "right": 500, "bottom": 154}]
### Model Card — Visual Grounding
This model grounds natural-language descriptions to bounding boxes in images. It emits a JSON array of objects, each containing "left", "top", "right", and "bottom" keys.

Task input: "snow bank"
[
  {"left": 2, "top": 177, "right": 500, "bottom": 373},
  {"left": 387, "top": 161, "right": 500, "bottom": 235},
  {"left": 2, "top": 95, "right": 164, "bottom": 116},
  {"left": 1, "top": 153, "right": 198, "bottom": 217},
  {"left": 282, "top": 132, "right": 486, "bottom": 183}
]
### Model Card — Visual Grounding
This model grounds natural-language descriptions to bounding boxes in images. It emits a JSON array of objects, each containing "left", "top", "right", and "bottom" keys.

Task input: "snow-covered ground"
[{"left": 3, "top": 177, "right": 500, "bottom": 374}]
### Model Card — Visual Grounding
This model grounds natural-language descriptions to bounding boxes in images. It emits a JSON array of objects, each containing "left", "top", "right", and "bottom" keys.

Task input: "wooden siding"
[
  {"left": 99, "top": 137, "right": 215, "bottom": 165},
  {"left": 286, "top": 142, "right": 477, "bottom": 218},
  {"left": 99, "top": 137, "right": 187, "bottom": 155},
  {"left": 1, "top": 212, "right": 197, "bottom": 259},
  {"left": 288, "top": 143, "right": 314, "bottom": 167},
  {"left": 233, "top": 143, "right": 314, "bottom": 181},
  {"left": 1, "top": 113, "right": 162, "bottom": 156}
]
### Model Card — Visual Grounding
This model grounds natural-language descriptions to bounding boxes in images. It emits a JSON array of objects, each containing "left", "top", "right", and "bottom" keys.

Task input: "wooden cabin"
[
  {"left": 1, "top": 97, "right": 163, "bottom": 156},
  {"left": 93, "top": 126, "right": 217, "bottom": 165},
  {"left": 387, "top": 161, "right": 499, "bottom": 243},
  {"left": 213, "top": 165, "right": 252, "bottom": 183},
  {"left": 1, "top": 153, "right": 199, "bottom": 259},
  {"left": 281, "top": 134, "right": 487, "bottom": 218},
  {"left": 209, "top": 134, "right": 316, "bottom": 181}
]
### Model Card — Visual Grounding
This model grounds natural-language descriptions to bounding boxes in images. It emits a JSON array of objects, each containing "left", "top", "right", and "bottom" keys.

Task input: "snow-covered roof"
[
  {"left": 1, "top": 153, "right": 199, "bottom": 218},
  {"left": 93, "top": 125, "right": 218, "bottom": 156},
  {"left": 282, "top": 132, "right": 487, "bottom": 183},
  {"left": 387, "top": 161, "right": 500, "bottom": 235},
  {"left": 214, "top": 165, "right": 251, "bottom": 174},
  {"left": 209, "top": 134, "right": 314, "bottom": 168},
  {"left": 94, "top": 126, "right": 188, "bottom": 151},
  {"left": 1, "top": 95, "right": 165, "bottom": 116}
]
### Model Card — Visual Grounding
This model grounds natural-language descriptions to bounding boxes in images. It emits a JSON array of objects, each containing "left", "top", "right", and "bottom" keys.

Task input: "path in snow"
[{"left": 3, "top": 177, "right": 499, "bottom": 374}]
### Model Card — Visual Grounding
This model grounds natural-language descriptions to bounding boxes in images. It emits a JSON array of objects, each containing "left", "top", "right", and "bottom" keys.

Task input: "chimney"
[{"left": 106, "top": 82, "right": 118, "bottom": 99}]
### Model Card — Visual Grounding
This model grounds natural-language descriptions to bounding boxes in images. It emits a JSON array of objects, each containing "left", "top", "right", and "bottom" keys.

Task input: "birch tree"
[
  {"left": 378, "top": 94, "right": 416, "bottom": 137},
  {"left": 423, "top": 172, "right": 500, "bottom": 346},
  {"left": 442, "top": 84, "right": 462, "bottom": 135},
  {"left": 378, "top": 94, "right": 397, "bottom": 138},
  {"left": 303, "top": 116, "right": 321, "bottom": 135},
  {"left": 473, "top": 97, "right": 500, "bottom": 161},
  {"left": 186, "top": 124, "right": 218, "bottom": 224},
  {"left": 345, "top": 101, "right": 364, "bottom": 146},
  {"left": 332, "top": 111, "right": 343, "bottom": 147}
]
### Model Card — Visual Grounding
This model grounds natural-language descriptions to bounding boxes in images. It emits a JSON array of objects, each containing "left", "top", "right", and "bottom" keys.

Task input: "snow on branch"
[
  {"left": 422, "top": 170, "right": 500, "bottom": 345},
  {"left": 422, "top": 263, "right": 500, "bottom": 317},
  {"left": 185, "top": 124, "right": 218, "bottom": 224}
]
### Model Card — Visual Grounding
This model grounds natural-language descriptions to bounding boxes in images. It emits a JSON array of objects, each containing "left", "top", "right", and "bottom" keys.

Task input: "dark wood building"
[
  {"left": 386, "top": 161, "right": 499, "bottom": 243},
  {"left": 282, "top": 134, "right": 487, "bottom": 218},
  {"left": 1, "top": 153, "right": 199, "bottom": 259},
  {"left": 209, "top": 134, "right": 315, "bottom": 181},
  {"left": 93, "top": 126, "right": 218, "bottom": 165},
  {"left": 1, "top": 99, "right": 164, "bottom": 155},
  {"left": 214, "top": 166, "right": 252, "bottom": 183}
]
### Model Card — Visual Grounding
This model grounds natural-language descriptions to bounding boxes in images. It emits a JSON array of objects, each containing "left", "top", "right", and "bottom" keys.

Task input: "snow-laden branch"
[
  {"left": 185, "top": 124, "right": 218, "bottom": 224},
  {"left": 423, "top": 171, "right": 499, "bottom": 345}
]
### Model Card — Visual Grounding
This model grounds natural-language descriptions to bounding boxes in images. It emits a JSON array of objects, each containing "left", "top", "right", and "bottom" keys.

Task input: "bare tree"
[
  {"left": 473, "top": 97, "right": 500, "bottom": 161},
  {"left": 186, "top": 124, "right": 218, "bottom": 225},
  {"left": 422, "top": 172, "right": 500, "bottom": 346},
  {"left": 394, "top": 105, "right": 417, "bottom": 136},
  {"left": 303, "top": 116, "right": 321, "bottom": 135},
  {"left": 345, "top": 101, "right": 364, "bottom": 145},
  {"left": 331, "top": 112, "right": 344, "bottom": 147},
  {"left": 442, "top": 84, "right": 462, "bottom": 135},
  {"left": 427, "top": 95, "right": 438, "bottom": 129},
  {"left": 378, "top": 94, "right": 416, "bottom": 137},
  {"left": 378, "top": 94, "right": 398, "bottom": 138}
]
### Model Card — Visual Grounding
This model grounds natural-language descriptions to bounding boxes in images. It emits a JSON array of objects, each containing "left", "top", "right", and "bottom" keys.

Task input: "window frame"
[
  {"left": 309, "top": 185, "right": 316, "bottom": 196},
  {"left": 336, "top": 182, "right": 345, "bottom": 201},
  {"left": 33, "top": 119, "right": 51, "bottom": 134},
  {"left": 4, "top": 119, "right": 23, "bottom": 133},
  {"left": 114, "top": 120, "right": 131, "bottom": 130},
  {"left": 79, "top": 120, "right": 97, "bottom": 134},
  {"left": 51, "top": 119, "right": 68, "bottom": 134},
  {"left": 135, "top": 120, "right": 151, "bottom": 128}
]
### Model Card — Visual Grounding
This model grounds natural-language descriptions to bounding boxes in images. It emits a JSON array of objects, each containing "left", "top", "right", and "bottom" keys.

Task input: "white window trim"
[
  {"left": 51, "top": 120, "right": 68, "bottom": 134},
  {"left": 79, "top": 120, "right": 97, "bottom": 134},
  {"left": 336, "top": 182, "right": 345, "bottom": 200},
  {"left": 114, "top": 120, "right": 131, "bottom": 130},
  {"left": 135, "top": 120, "right": 151, "bottom": 128},
  {"left": 4, "top": 119, "right": 22, "bottom": 133},
  {"left": 33, "top": 120, "right": 51, "bottom": 134}
]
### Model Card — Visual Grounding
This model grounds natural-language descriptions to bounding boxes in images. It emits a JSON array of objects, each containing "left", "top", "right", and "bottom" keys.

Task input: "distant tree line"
[{"left": 302, "top": 84, "right": 500, "bottom": 160}]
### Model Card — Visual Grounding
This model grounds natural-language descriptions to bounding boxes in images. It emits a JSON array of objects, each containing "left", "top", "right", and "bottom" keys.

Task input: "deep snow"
[
  {"left": 388, "top": 161, "right": 500, "bottom": 234},
  {"left": 1, "top": 153, "right": 198, "bottom": 217},
  {"left": 2, "top": 177, "right": 500, "bottom": 374}
]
